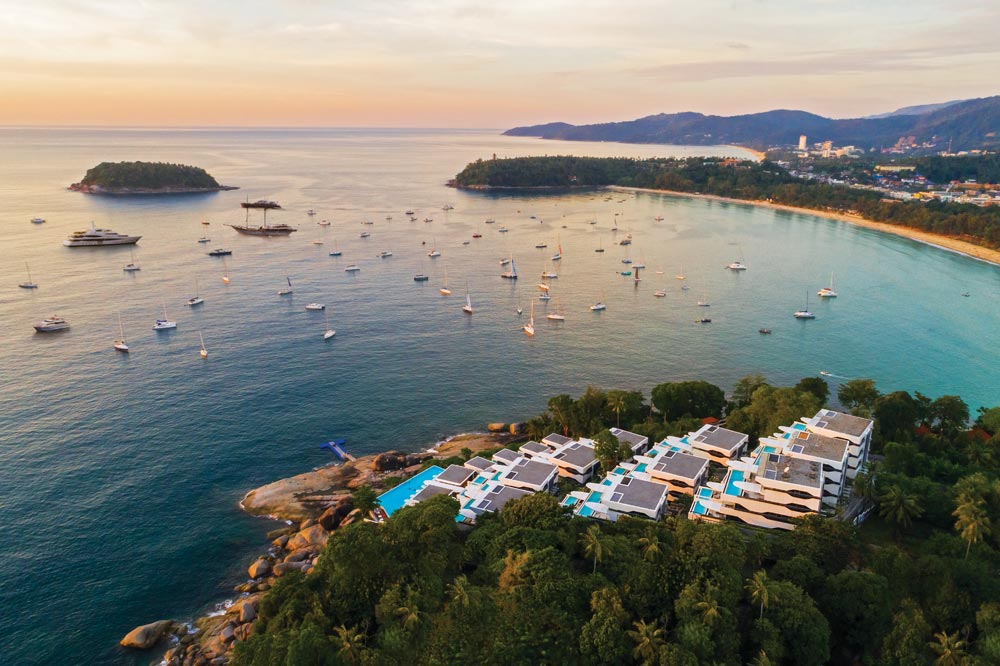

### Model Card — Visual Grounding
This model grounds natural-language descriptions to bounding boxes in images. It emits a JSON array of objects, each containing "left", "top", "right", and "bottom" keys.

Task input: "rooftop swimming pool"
[
  {"left": 691, "top": 487, "right": 713, "bottom": 516},
  {"left": 377, "top": 465, "right": 445, "bottom": 516}
]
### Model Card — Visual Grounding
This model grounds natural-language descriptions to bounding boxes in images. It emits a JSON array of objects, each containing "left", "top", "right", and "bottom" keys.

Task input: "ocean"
[{"left": 0, "top": 128, "right": 997, "bottom": 665}]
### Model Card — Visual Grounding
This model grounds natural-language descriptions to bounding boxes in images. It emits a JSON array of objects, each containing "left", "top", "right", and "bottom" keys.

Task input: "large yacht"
[
  {"left": 63, "top": 223, "right": 141, "bottom": 247},
  {"left": 227, "top": 223, "right": 297, "bottom": 236},
  {"left": 33, "top": 316, "right": 70, "bottom": 332}
]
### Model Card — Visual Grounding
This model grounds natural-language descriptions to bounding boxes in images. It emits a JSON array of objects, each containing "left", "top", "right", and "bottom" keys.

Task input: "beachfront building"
[
  {"left": 562, "top": 464, "right": 669, "bottom": 521},
  {"left": 800, "top": 409, "right": 874, "bottom": 480},
  {"left": 689, "top": 421, "right": 851, "bottom": 530},
  {"left": 548, "top": 439, "right": 599, "bottom": 483},
  {"left": 609, "top": 427, "right": 650, "bottom": 455},
  {"left": 658, "top": 424, "right": 749, "bottom": 465}
]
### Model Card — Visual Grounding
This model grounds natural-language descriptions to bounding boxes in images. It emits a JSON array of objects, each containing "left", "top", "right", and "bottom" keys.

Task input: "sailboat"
[
  {"left": 727, "top": 245, "right": 748, "bottom": 270},
  {"left": 198, "top": 220, "right": 210, "bottom": 243},
  {"left": 591, "top": 290, "right": 607, "bottom": 311},
  {"left": 328, "top": 238, "right": 342, "bottom": 257},
  {"left": 501, "top": 258, "right": 518, "bottom": 279},
  {"left": 186, "top": 278, "right": 204, "bottom": 306},
  {"left": 595, "top": 236, "right": 605, "bottom": 253},
  {"left": 278, "top": 276, "right": 293, "bottom": 296},
  {"left": 113, "top": 310, "right": 129, "bottom": 352},
  {"left": 546, "top": 296, "right": 565, "bottom": 321},
  {"left": 440, "top": 267, "right": 452, "bottom": 295},
  {"left": 428, "top": 237, "right": 441, "bottom": 258},
  {"left": 199, "top": 331, "right": 208, "bottom": 358},
  {"left": 523, "top": 301, "right": 535, "bottom": 336},
  {"left": 551, "top": 238, "right": 562, "bottom": 261},
  {"left": 18, "top": 262, "right": 38, "bottom": 289},
  {"left": 794, "top": 291, "right": 816, "bottom": 319},
  {"left": 123, "top": 249, "right": 140, "bottom": 272},
  {"left": 462, "top": 282, "right": 473, "bottom": 314},
  {"left": 323, "top": 311, "right": 336, "bottom": 339},
  {"left": 222, "top": 257, "right": 231, "bottom": 284},
  {"left": 818, "top": 273, "right": 838, "bottom": 298},
  {"left": 152, "top": 300, "right": 177, "bottom": 330}
]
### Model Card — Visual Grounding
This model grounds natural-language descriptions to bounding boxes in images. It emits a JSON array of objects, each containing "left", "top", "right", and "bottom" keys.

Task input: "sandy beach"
[{"left": 612, "top": 186, "right": 1000, "bottom": 268}]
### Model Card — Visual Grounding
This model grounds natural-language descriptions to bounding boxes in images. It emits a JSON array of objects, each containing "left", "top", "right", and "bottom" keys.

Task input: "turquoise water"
[
  {"left": 0, "top": 128, "right": 997, "bottom": 665},
  {"left": 377, "top": 465, "right": 444, "bottom": 515}
]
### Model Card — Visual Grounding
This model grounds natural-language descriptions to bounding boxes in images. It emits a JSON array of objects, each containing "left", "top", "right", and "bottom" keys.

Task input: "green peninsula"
[{"left": 69, "top": 161, "right": 237, "bottom": 194}]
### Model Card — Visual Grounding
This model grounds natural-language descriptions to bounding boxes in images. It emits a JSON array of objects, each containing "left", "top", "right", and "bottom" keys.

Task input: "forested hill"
[
  {"left": 453, "top": 156, "right": 1000, "bottom": 248},
  {"left": 69, "top": 161, "right": 235, "bottom": 194},
  {"left": 504, "top": 96, "right": 1000, "bottom": 151}
]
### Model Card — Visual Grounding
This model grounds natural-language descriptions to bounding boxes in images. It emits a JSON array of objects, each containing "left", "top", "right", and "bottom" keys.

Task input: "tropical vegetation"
[{"left": 75, "top": 161, "right": 221, "bottom": 189}]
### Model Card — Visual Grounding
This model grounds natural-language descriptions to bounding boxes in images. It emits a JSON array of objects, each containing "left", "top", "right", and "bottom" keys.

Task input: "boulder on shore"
[
  {"left": 318, "top": 496, "right": 355, "bottom": 531},
  {"left": 247, "top": 558, "right": 271, "bottom": 579},
  {"left": 372, "top": 450, "right": 427, "bottom": 472},
  {"left": 286, "top": 524, "right": 328, "bottom": 551},
  {"left": 120, "top": 620, "right": 175, "bottom": 649},
  {"left": 487, "top": 422, "right": 507, "bottom": 433}
]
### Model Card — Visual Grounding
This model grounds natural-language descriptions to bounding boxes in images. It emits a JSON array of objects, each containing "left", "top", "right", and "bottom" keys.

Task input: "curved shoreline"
[{"left": 611, "top": 186, "right": 1000, "bottom": 268}]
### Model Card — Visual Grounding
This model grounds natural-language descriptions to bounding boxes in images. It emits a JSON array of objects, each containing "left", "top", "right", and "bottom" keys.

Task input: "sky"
[{"left": 2, "top": 0, "right": 998, "bottom": 127}]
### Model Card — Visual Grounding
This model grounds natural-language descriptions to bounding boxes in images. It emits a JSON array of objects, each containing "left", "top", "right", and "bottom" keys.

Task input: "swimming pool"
[{"left": 377, "top": 465, "right": 445, "bottom": 516}]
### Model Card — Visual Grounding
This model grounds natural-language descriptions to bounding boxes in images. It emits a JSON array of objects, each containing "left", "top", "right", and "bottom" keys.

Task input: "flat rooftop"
[
  {"left": 410, "top": 484, "right": 455, "bottom": 502},
  {"left": 542, "top": 433, "right": 573, "bottom": 447},
  {"left": 519, "top": 440, "right": 550, "bottom": 456},
  {"left": 758, "top": 453, "right": 823, "bottom": 488},
  {"left": 610, "top": 428, "right": 648, "bottom": 447},
  {"left": 502, "top": 458, "right": 558, "bottom": 487},
  {"left": 785, "top": 430, "right": 849, "bottom": 463},
  {"left": 464, "top": 456, "right": 493, "bottom": 471},
  {"left": 473, "top": 485, "right": 530, "bottom": 513},
  {"left": 610, "top": 476, "right": 667, "bottom": 511},
  {"left": 812, "top": 409, "right": 874, "bottom": 437},
  {"left": 436, "top": 464, "right": 476, "bottom": 487},
  {"left": 552, "top": 442, "right": 596, "bottom": 469},
  {"left": 651, "top": 451, "right": 708, "bottom": 480},
  {"left": 492, "top": 449, "right": 520, "bottom": 465},
  {"left": 691, "top": 424, "right": 748, "bottom": 452}
]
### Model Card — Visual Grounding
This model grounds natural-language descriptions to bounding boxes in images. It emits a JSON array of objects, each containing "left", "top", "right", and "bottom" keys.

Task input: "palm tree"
[
  {"left": 395, "top": 602, "right": 422, "bottom": 631},
  {"left": 580, "top": 524, "right": 607, "bottom": 574},
  {"left": 878, "top": 485, "right": 924, "bottom": 530},
  {"left": 333, "top": 624, "right": 366, "bottom": 665},
  {"left": 953, "top": 497, "right": 992, "bottom": 560},
  {"left": 746, "top": 569, "right": 771, "bottom": 620},
  {"left": 694, "top": 584, "right": 721, "bottom": 627},
  {"left": 548, "top": 395, "right": 575, "bottom": 436},
  {"left": 447, "top": 574, "right": 470, "bottom": 609},
  {"left": 608, "top": 391, "right": 628, "bottom": 428},
  {"left": 751, "top": 650, "right": 774, "bottom": 666},
  {"left": 928, "top": 630, "right": 967, "bottom": 666},
  {"left": 628, "top": 619, "right": 665, "bottom": 666},
  {"left": 637, "top": 532, "right": 662, "bottom": 562}
]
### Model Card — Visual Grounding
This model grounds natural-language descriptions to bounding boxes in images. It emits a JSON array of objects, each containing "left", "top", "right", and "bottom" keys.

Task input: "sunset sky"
[{"left": 3, "top": 0, "right": 998, "bottom": 127}]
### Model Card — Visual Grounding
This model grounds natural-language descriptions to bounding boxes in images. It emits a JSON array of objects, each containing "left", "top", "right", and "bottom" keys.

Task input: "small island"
[{"left": 69, "top": 161, "right": 238, "bottom": 195}]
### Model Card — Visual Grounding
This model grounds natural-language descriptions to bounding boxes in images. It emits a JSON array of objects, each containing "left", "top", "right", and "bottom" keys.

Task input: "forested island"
[
  {"left": 69, "top": 161, "right": 237, "bottom": 194},
  {"left": 452, "top": 156, "right": 1000, "bottom": 249},
  {"left": 136, "top": 374, "right": 1000, "bottom": 666}
]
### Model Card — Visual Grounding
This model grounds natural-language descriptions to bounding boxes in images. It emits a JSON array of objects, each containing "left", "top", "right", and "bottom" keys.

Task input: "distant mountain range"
[{"left": 503, "top": 96, "right": 1000, "bottom": 151}]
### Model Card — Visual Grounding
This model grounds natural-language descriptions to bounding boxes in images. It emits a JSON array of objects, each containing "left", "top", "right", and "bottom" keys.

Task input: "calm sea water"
[{"left": 0, "top": 128, "right": 997, "bottom": 665}]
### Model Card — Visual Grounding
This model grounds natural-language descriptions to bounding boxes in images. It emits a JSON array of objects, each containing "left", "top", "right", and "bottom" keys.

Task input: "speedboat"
[
  {"left": 405, "top": 210, "right": 415, "bottom": 216},
  {"left": 208, "top": 248, "right": 232, "bottom": 256},
  {"left": 360, "top": 232, "right": 371, "bottom": 238},
  {"left": 413, "top": 274, "right": 429, "bottom": 282},
  {"left": 485, "top": 218, "right": 495, "bottom": 224},
  {"left": 197, "top": 237, "right": 211, "bottom": 243},
  {"left": 622, "top": 259, "right": 632, "bottom": 264},
  {"left": 186, "top": 296, "right": 204, "bottom": 306},
  {"left": 590, "top": 302, "right": 606, "bottom": 311},
  {"left": 759, "top": 328, "right": 772, "bottom": 334},
  {"left": 727, "top": 261, "right": 747, "bottom": 270},
  {"left": 697, "top": 318, "right": 712, "bottom": 323},
  {"left": 305, "top": 303, "right": 325, "bottom": 310},
  {"left": 31, "top": 217, "right": 46, "bottom": 224},
  {"left": 318, "top": 220, "right": 331, "bottom": 227},
  {"left": 344, "top": 264, "right": 360, "bottom": 272},
  {"left": 329, "top": 250, "right": 342, "bottom": 256},
  {"left": 546, "top": 313, "right": 564, "bottom": 321},
  {"left": 535, "top": 243, "right": 547, "bottom": 249},
  {"left": 378, "top": 250, "right": 393, "bottom": 258},
  {"left": 654, "top": 290, "right": 666, "bottom": 297},
  {"left": 472, "top": 232, "right": 482, "bottom": 238},
  {"left": 34, "top": 316, "right": 70, "bottom": 332},
  {"left": 427, "top": 250, "right": 441, "bottom": 258},
  {"left": 498, "top": 227, "right": 509, "bottom": 233}
]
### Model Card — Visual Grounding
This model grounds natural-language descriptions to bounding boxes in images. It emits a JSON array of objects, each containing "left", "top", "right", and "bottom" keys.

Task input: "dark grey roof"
[
  {"left": 552, "top": 442, "right": 597, "bottom": 470},
  {"left": 759, "top": 454, "right": 823, "bottom": 488},
  {"left": 692, "top": 425, "right": 748, "bottom": 452},
  {"left": 464, "top": 456, "right": 493, "bottom": 471},
  {"left": 542, "top": 433, "right": 573, "bottom": 447},
  {"left": 651, "top": 451, "right": 708, "bottom": 480},
  {"left": 502, "top": 458, "right": 558, "bottom": 487},
  {"left": 611, "top": 477, "right": 666, "bottom": 511},
  {"left": 813, "top": 410, "right": 874, "bottom": 437},
  {"left": 520, "top": 440, "right": 550, "bottom": 455},
  {"left": 611, "top": 428, "right": 648, "bottom": 449},
  {"left": 436, "top": 464, "right": 476, "bottom": 487},
  {"left": 473, "top": 485, "right": 531, "bottom": 513},
  {"left": 785, "top": 430, "right": 849, "bottom": 463},
  {"left": 492, "top": 449, "right": 520, "bottom": 464},
  {"left": 410, "top": 484, "right": 455, "bottom": 502}
]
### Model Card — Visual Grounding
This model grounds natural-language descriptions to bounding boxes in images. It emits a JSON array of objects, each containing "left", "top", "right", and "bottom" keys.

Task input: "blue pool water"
[{"left": 377, "top": 465, "right": 444, "bottom": 515}]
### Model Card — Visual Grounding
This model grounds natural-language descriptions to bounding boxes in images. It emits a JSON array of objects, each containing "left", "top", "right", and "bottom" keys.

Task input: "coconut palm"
[
  {"left": 694, "top": 584, "right": 722, "bottom": 627},
  {"left": 637, "top": 532, "right": 662, "bottom": 562},
  {"left": 628, "top": 619, "right": 665, "bottom": 666},
  {"left": 580, "top": 524, "right": 607, "bottom": 575},
  {"left": 608, "top": 390, "right": 628, "bottom": 428},
  {"left": 395, "top": 602, "right": 422, "bottom": 631},
  {"left": 746, "top": 569, "right": 772, "bottom": 620},
  {"left": 447, "top": 574, "right": 471, "bottom": 608},
  {"left": 878, "top": 485, "right": 924, "bottom": 530},
  {"left": 333, "top": 624, "right": 366, "bottom": 665},
  {"left": 953, "top": 497, "right": 992, "bottom": 560},
  {"left": 928, "top": 630, "right": 967, "bottom": 666}
]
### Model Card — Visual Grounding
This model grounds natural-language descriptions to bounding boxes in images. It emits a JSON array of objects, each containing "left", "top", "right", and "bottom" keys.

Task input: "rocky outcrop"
[
  {"left": 247, "top": 558, "right": 271, "bottom": 579},
  {"left": 487, "top": 422, "right": 507, "bottom": 432},
  {"left": 372, "top": 451, "right": 428, "bottom": 472},
  {"left": 286, "top": 524, "right": 328, "bottom": 551},
  {"left": 120, "top": 619, "right": 177, "bottom": 649},
  {"left": 318, "top": 497, "right": 355, "bottom": 530}
]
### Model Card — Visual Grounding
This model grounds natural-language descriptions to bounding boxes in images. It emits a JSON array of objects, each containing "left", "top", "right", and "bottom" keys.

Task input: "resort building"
[
  {"left": 548, "top": 439, "right": 599, "bottom": 483},
  {"left": 800, "top": 409, "right": 874, "bottom": 480},
  {"left": 562, "top": 464, "right": 669, "bottom": 521},
  {"left": 659, "top": 424, "right": 749, "bottom": 464},
  {"left": 609, "top": 427, "right": 650, "bottom": 455},
  {"left": 496, "top": 457, "right": 560, "bottom": 493}
]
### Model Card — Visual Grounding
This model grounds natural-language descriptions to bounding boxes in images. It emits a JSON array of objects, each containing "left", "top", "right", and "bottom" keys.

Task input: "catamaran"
[
  {"left": 818, "top": 273, "right": 838, "bottom": 298},
  {"left": 18, "top": 262, "right": 38, "bottom": 289},
  {"left": 794, "top": 291, "right": 816, "bottom": 319},
  {"left": 114, "top": 310, "right": 129, "bottom": 352},
  {"left": 152, "top": 301, "right": 176, "bottom": 330},
  {"left": 278, "top": 276, "right": 293, "bottom": 296}
]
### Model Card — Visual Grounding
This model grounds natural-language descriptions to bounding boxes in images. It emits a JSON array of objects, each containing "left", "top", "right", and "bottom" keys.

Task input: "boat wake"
[{"left": 819, "top": 370, "right": 852, "bottom": 380}]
